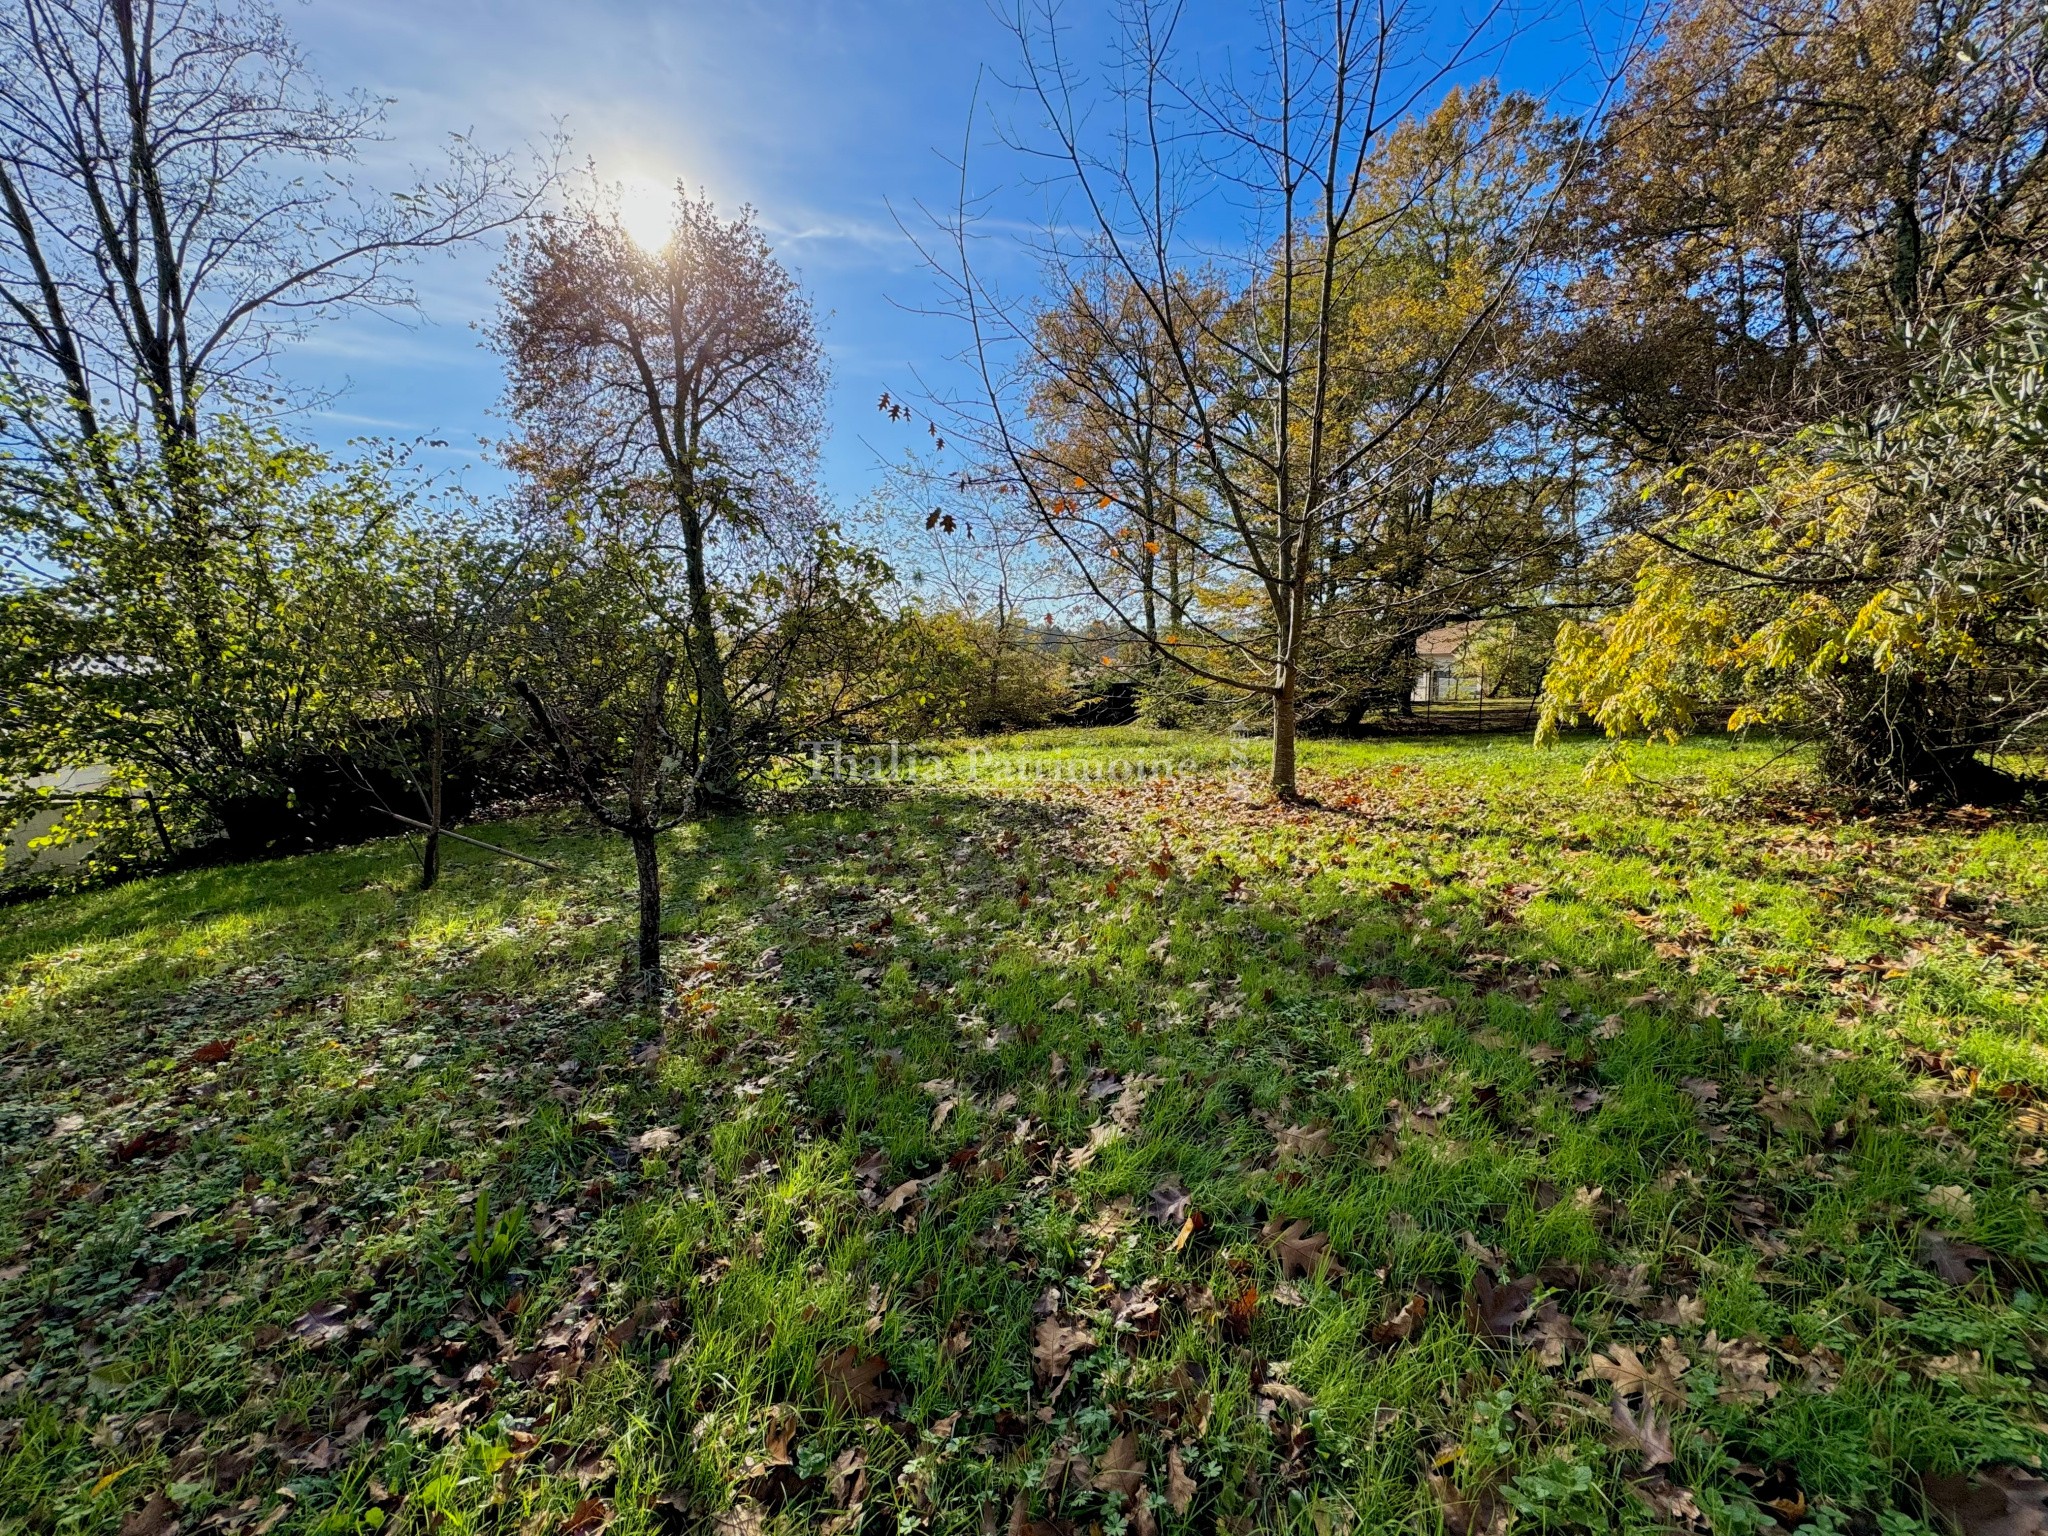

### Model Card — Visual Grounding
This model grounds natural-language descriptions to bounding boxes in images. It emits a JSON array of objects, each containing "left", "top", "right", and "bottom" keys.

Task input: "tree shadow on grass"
[{"left": 1, "top": 769, "right": 2041, "bottom": 1536}]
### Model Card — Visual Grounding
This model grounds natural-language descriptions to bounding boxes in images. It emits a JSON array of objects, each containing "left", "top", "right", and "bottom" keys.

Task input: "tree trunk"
[
  {"left": 1270, "top": 669, "right": 1299, "bottom": 800},
  {"left": 676, "top": 478, "right": 742, "bottom": 815},
  {"left": 629, "top": 825, "right": 663, "bottom": 1007},
  {"left": 420, "top": 720, "right": 444, "bottom": 891}
]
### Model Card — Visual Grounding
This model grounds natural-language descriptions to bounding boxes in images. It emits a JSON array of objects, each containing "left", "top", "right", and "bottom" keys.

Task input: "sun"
[{"left": 613, "top": 174, "right": 674, "bottom": 252}]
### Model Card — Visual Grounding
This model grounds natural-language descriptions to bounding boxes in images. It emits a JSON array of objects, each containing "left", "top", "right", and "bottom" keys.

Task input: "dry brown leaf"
[
  {"left": 1111, "top": 1075, "right": 1160, "bottom": 1131},
  {"left": 825, "top": 1446, "right": 867, "bottom": 1510},
  {"left": 1464, "top": 1272, "right": 1537, "bottom": 1339},
  {"left": 1425, "top": 1474, "right": 1511, "bottom": 1536},
  {"left": 1585, "top": 1338, "right": 1689, "bottom": 1409},
  {"left": 1275, "top": 1124, "right": 1332, "bottom": 1160},
  {"left": 1092, "top": 1432, "right": 1145, "bottom": 1501},
  {"left": 1920, "top": 1230, "right": 1991, "bottom": 1285},
  {"left": 760, "top": 1403, "right": 799, "bottom": 1465},
  {"left": 1147, "top": 1179, "right": 1190, "bottom": 1229},
  {"left": 118, "top": 1494, "right": 179, "bottom": 1536},
  {"left": 1629, "top": 1475, "right": 1707, "bottom": 1529},
  {"left": 1610, "top": 1394, "right": 1674, "bottom": 1470},
  {"left": 1643, "top": 1294, "right": 1706, "bottom": 1327},
  {"left": 1373, "top": 1292, "right": 1429, "bottom": 1344},
  {"left": 1256, "top": 1380, "right": 1314, "bottom": 1418},
  {"left": 1920, "top": 1466, "right": 2048, "bottom": 1536},
  {"left": 1031, "top": 1314, "right": 1097, "bottom": 1393},
  {"left": 818, "top": 1346, "right": 893, "bottom": 1415},
  {"left": 1165, "top": 1444, "right": 1197, "bottom": 1515},
  {"left": 1261, "top": 1218, "right": 1346, "bottom": 1280},
  {"left": 1926, "top": 1185, "right": 1977, "bottom": 1223},
  {"left": 288, "top": 1300, "right": 351, "bottom": 1347},
  {"left": 1063, "top": 1121, "right": 1121, "bottom": 1172},
  {"left": 1700, "top": 1332, "right": 1777, "bottom": 1406},
  {"left": 709, "top": 1505, "right": 766, "bottom": 1536},
  {"left": 1083, "top": 1197, "right": 1135, "bottom": 1243},
  {"left": 1525, "top": 1300, "right": 1586, "bottom": 1368}
]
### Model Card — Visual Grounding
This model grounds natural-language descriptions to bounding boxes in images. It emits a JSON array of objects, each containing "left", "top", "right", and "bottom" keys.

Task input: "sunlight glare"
[{"left": 614, "top": 174, "right": 674, "bottom": 251}]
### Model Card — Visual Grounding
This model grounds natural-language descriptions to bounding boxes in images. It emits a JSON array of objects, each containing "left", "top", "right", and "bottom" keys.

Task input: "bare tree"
[
  {"left": 0, "top": 0, "right": 545, "bottom": 474},
  {"left": 494, "top": 185, "right": 827, "bottom": 813},
  {"left": 927, "top": 0, "right": 1588, "bottom": 797}
]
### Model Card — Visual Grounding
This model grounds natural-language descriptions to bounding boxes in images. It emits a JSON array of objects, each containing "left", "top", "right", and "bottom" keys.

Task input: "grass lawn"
[{"left": 3, "top": 729, "right": 2047, "bottom": 1536}]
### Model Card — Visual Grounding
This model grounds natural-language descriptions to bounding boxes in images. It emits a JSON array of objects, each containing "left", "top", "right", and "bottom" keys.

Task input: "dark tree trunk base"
[{"left": 629, "top": 828, "right": 663, "bottom": 1008}]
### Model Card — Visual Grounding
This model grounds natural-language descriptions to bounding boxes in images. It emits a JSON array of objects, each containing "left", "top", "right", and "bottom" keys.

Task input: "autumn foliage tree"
[
  {"left": 496, "top": 187, "right": 826, "bottom": 815},
  {"left": 497, "top": 184, "right": 904, "bottom": 1000},
  {"left": 1542, "top": 281, "right": 2048, "bottom": 804},
  {"left": 1540, "top": 0, "right": 2048, "bottom": 800},
  {"left": 1548, "top": 0, "right": 2048, "bottom": 458},
  {"left": 941, "top": 11, "right": 1578, "bottom": 792}
]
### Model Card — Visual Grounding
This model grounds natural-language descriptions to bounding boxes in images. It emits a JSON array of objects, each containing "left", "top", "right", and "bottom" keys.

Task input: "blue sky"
[{"left": 278, "top": 0, "right": 1629, "bottom": 508}]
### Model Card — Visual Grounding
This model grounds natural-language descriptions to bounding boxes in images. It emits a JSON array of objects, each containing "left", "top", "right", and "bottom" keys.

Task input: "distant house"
[{"left": 1412, "top": 621, "right": 1485, "bottom": 703}]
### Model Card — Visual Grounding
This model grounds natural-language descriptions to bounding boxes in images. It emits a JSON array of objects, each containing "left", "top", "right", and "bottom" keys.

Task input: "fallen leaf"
[
  {"left": 1585, "top": 1338, "right": 1689, "bottom": 1409},
  {"left": 818, "top": 1347, "right": 892, "bottom": 1415},
  {"left": 1083, "top": 1197, "right": 1135, "bottom": 1243},
  {"left": 877, "top": 1179, "right": 922, "bottom": 1215},
  {"left": 1926, "top": 1185, "right": 1977, "bottom": 1224},
  {"left": 1063, "top": 1121, "right": 1121, "bottom": 1172},
  {"left": 1110, "top": 1074, "right": 1159, "bottom": 1131},
  {"left": 826, "top": 1446, "right": 867, "bottom": 1510},
  {"left": 288, "top": 1301, "right": 351, "bottom": 1347},
  {"left": 1165, "top": 1444, "right": 1197, "bottom": 1515},
  {"left": 1630, "top": 1475, "right": 1706, "bottom": 1528},
  {"left": 1464, "top": 1272, "right": 1537, "bottom": 1339},
  {"left": 709, "top": 1505, "right": 766, "bottom": 1536},
  {"left": 559, "top": 1498, "right": 609, "bottom": 1536},
  {"left": 1701, "top": 1332, "right": 1777, "bottom": 1406},
  {"left": 1031, "top": 1315, "right": 1097, "bottom": 1394},
  {"left": 1920, "top": 1466, "right": 2048, "bottom": 1536},
  {"left": 1525, "top": 1300, "right": 1586, "bottom": 1367},
  {"left": 1274, "top": 1124, "right": 1332, "bottom": 1160},
  {"left": 1426, "top": 1473, "right": 1510, "bottom": 1536},
  {"left": 761, "top": 1403, "right": 800, "bottom": 1465},
  {"left": 1373, "top": 1292, "right": 1429, "bottom": 1344},
  {"left": 119, "top": 1493, "right": 179, "bottom": 1536},
  {"left": 1261, "top": 1218, "right": 1346, "bottom": 1281},
  {"left": 1644, "top": 1294, "right": 1706, "bottom": 1327},
  {"left": 1922, "top": 1349, "right": 1991, "bottom": 1384},
  {"left": 1092, "top": 1432, "right": 1144, "bottom": 1501},
  {"left": 630, "top": 1127, "right": 680, "bottom": 1155},
  {"left": 1920, "top": 1230, "right": 1991, "bottom": 1285},
  {"left": 1256, "top": 1380, "right": 1314, "bottom": 1418},
  {"left": 1611, "top": 1394, "right": 1673, "bottom": 1470},
  {"left": 1148, "top": 1179, "right": 1190, "bottom": 1229}
]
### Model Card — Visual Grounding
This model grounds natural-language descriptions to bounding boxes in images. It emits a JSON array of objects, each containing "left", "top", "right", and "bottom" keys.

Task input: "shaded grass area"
[{"left": 2, "top": 731, "right": 2046, "bottom": 1536}]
